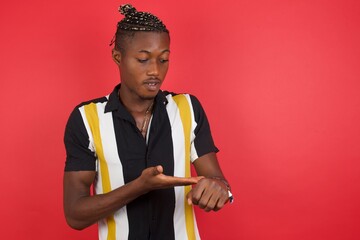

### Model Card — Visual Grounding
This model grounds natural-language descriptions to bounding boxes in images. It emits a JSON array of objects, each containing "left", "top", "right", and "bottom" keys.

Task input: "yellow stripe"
[
  {"left": 84, "top": 103, "right": 116, "bottom": 240},
  {"left": 173, "top": 95, "right": 196, "bottom": 240}
]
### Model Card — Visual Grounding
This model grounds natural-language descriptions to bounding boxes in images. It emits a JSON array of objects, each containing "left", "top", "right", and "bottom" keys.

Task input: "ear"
[{"left": 112, "top": 49, "right": 122, "bottom": 65}]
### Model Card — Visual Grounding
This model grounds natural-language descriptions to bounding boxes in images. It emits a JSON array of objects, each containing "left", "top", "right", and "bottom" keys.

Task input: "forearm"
[
  {"left": 190, "top": 152, "right": 232, "bottom": 211},
  {"left": 64, "top": 177, "right": 148, "bottom": 230},
  {"left": 64, "top": 166, "right": 200, "bottom": 230}
]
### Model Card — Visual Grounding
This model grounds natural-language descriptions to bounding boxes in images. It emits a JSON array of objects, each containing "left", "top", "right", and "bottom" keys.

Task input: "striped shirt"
[{"left": 64, "top": 85, "right": 218, "bottom": 240}]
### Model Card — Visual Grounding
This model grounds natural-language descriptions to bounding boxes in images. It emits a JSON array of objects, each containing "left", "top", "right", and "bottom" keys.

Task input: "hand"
[
  {"left": 186, "top": 178, "right": 229, "bottom": 212},
  {"left": 139, "top": 165, "right": 202, "bottom": 192}
]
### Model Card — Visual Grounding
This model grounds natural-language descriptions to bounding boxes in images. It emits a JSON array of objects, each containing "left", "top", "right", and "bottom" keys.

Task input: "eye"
[
  {"left": 137, "top": 59, "right": 148, "bottom": 63},
  {"left": 159, "top": 59, "right": 169, "bottom": 63}
]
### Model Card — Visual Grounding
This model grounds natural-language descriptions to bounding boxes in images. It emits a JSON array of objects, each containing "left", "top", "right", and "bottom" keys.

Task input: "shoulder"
[
  {"left": 71, "top": 84, "right": 119, "bottom": 114},
  {"left": 66, "top": 95, "right": 109, "bottom": 128},
  {"left": 74, "top": 96, "right": 109, "bottom": 110},
  {"left": 160, "top": 91, "right": 206, "bottom": 117},
  {"left": 161, "top": 90, "right": 201, "bottom": 106}
]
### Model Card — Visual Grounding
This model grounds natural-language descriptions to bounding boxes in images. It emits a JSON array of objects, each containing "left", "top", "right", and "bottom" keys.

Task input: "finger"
[
  {"left": 152, "top": 165, "right": 163, "bottom": 176},
  {"left": 186, "top": 190, "right": 193, "bottom": 205},
  {"left": 196, "top": 176, "right": 205, "bottom": 180},
  {"left": 208, "top": 188, "right": 228, "bottom": 211},
  {"left": 198, "top": 191, "right": 212, "bottom": 210},
  {"left": 195, "top": 176, "right": 205, "bottom": 182},
  {"left": 214, "top": 198, "right": 226, "bottom": 211},
  {"left": 198, "top": 185, "right": 225, "bottom": 211},
  {"left": 208, "top": 187, "right": 230, "bottom": 211},
  {"left": 188, "top": 185, "right": 205, "bottom": 206},
  {"left": 204, "top": 195, "right": 218, "bottom": 212},
  {"left": 164, "top": 176, "right": 201, "bottom": 186}
]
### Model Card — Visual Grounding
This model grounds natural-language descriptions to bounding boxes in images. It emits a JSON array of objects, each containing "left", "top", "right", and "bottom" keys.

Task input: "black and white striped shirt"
[{"left": 64, "top": 84, "right": 218, "bottom": 240}]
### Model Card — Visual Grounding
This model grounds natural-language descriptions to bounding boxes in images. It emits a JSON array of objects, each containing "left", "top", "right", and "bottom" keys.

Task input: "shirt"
[{"left": 64, "top": 84, "right": 218, "bottom": 240}]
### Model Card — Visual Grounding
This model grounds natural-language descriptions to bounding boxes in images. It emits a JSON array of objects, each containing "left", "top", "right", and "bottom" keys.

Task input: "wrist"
[
  {"left": 134, "top": 175, "right": 151, "bottom": 195},
  {"left": 208, "top": 176, "right": 234, "bottom": 204}
]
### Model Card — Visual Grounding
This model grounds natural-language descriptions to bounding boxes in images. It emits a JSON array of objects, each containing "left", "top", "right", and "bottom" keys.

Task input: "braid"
[
  {"left": 118, "top": 4, "right": 168, "bottom": 32},
  {"left": 111, "top": 4, "right": 169, "bottom": 53}
]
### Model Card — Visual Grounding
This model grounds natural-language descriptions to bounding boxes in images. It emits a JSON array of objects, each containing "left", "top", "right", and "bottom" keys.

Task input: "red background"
[{"left": 1, "top": 0, "right": 360, "bottom": 239}]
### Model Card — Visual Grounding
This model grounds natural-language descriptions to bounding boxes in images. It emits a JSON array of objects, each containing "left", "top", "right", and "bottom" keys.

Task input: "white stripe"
[
  {"left": 95, "top": 102, "right": 129, "bottom": 240},
  {"left": 166, "top": 94, "right": 202, "bottom": 240},
  {"left": 98, "top": 219, "right": 107, "bottom": 240},
  {"left": 166, "top": 95, "right": 188, "bottom": 240},
  {"left": 78, "top": 102, "right": 129, "bottom": 240},
  {"left": 78, "top": 106, "right": 100, "bottom": 174},
  {"left": 183, "top": 94, "right": 200, "bottom": 163},
  {"left": 79, "top": 106, "right": 107, "bottom": 238},
  {"left": 78, "top": 106, "right": 96, "bottom": 155},
  {"left": 146, "top": 115, "right": 153, "bottom": 145},
  {"left": 182, "top": 94, "right": 201, "bottom": 239}
]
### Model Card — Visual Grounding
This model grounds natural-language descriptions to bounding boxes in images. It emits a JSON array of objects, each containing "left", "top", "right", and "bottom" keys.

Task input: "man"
[{"left": 63, "top": 4, "right": 232, "bottom": 240}]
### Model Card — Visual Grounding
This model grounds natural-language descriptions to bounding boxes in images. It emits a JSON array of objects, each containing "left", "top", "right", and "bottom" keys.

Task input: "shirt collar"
[{"left": 104, "top": 84, "right": 169, "bottom": 115}]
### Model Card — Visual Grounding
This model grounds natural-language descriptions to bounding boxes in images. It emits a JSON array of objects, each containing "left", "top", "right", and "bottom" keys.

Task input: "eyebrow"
[{"left": 138, "top": 49, "right": 170, "bottom": 54}]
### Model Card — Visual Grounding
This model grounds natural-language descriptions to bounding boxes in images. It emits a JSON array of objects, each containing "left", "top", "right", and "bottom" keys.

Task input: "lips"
[{"left": 144, "top": 79, "right": 161, "bottom": 91}]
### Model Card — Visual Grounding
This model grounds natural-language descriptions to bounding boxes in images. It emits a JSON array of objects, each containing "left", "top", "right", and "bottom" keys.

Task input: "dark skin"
[{"left": 63, "top": 31, "right": 229, "bottom": 230}]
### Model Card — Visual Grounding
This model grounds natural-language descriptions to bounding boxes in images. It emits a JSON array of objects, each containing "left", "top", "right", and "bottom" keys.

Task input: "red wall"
[{"left": 1, "top": 0, "right": 359, "bottom": 239}]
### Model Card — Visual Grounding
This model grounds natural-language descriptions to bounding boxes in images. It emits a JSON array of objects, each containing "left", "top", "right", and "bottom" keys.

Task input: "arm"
[
  {"left": 63, "top": 108, "right": 199, "bottom": 229},
  {"left": 185, "top": 95, "right": 231, "bottom": 212},
  {"left": 187, "top": 152, "right": 231, "bottom": 212},
  {"left": 63, "top": 165, "right": 201, "bottom": 230}
]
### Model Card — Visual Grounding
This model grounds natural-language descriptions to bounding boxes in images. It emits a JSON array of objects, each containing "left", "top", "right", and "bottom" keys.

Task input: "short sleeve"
[
  {"left": 190, "top": 95, "right": 219, "bottom": 160},
  {"left": 64, "top": 107, "right": 96, "bottom": 171}
]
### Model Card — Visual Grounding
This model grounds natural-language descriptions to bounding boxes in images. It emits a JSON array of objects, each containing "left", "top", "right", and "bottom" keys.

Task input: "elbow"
[
  {"left": 65, "top": 215, "right": 90, "bottom": 231},
  {"left": 64, "top": 206, "right": 93, "bottom": 230}
]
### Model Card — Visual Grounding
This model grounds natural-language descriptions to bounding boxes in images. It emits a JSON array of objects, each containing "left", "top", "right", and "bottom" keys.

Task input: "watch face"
[{"left": 228, "top": 190, "right": 234, "bottom": 203}]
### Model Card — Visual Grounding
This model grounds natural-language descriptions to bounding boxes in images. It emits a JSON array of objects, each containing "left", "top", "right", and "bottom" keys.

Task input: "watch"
[{"left": 228, "top": 190, "right": 234, "bottom": 204}]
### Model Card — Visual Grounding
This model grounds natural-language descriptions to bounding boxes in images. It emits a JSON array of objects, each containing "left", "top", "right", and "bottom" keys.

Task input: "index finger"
[{"left": 162, "top": 175, "right": 203, "bottom": 187}]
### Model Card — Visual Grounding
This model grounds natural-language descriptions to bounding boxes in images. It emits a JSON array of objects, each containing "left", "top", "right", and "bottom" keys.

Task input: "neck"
[{"left": 118, "top": 89, "right": 155, "bottom": 114}]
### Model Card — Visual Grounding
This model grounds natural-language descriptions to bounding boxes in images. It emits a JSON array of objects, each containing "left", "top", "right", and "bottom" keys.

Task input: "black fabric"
[
  {"left": 190, "top": 95, "right": 219, "bottom": 157},
  {"left": 64, "top": 97, "right": 108, "bottom": 171},
  {"left": 111, "top": 92, "right": 175, "bottom": 239}
]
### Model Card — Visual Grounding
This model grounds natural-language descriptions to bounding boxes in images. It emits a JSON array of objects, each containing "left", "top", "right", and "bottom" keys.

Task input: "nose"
[{"left": 147, "top": 60, "right": 159, "bottom": 76}]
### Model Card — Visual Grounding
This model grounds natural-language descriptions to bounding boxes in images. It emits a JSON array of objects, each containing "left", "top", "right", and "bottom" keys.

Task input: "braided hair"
[{"left": 111, "top": 4, "right": 169, "bottom": 53}]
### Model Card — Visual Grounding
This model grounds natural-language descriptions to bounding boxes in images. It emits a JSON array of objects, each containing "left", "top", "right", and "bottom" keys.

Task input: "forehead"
[{"left": 125, "top": 31, "right": 170, "bottom": 53}]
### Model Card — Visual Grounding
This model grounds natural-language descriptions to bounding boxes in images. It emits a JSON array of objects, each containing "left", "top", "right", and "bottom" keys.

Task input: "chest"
[{"left": 112, "top": 110, "right": 175, "bottom": 183}]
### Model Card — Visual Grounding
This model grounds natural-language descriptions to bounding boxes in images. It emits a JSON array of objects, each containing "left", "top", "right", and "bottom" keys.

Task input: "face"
[{"left": 113, "top": 31, "right": 170, "bottom": 101}]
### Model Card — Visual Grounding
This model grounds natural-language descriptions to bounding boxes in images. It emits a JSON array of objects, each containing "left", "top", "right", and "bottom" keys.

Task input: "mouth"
[
  {"left": 144, "top": 79, "right": 161, "bottom": 91},
  {"left": 147, "top": 82, "right": 158, "bottom": 87}
]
